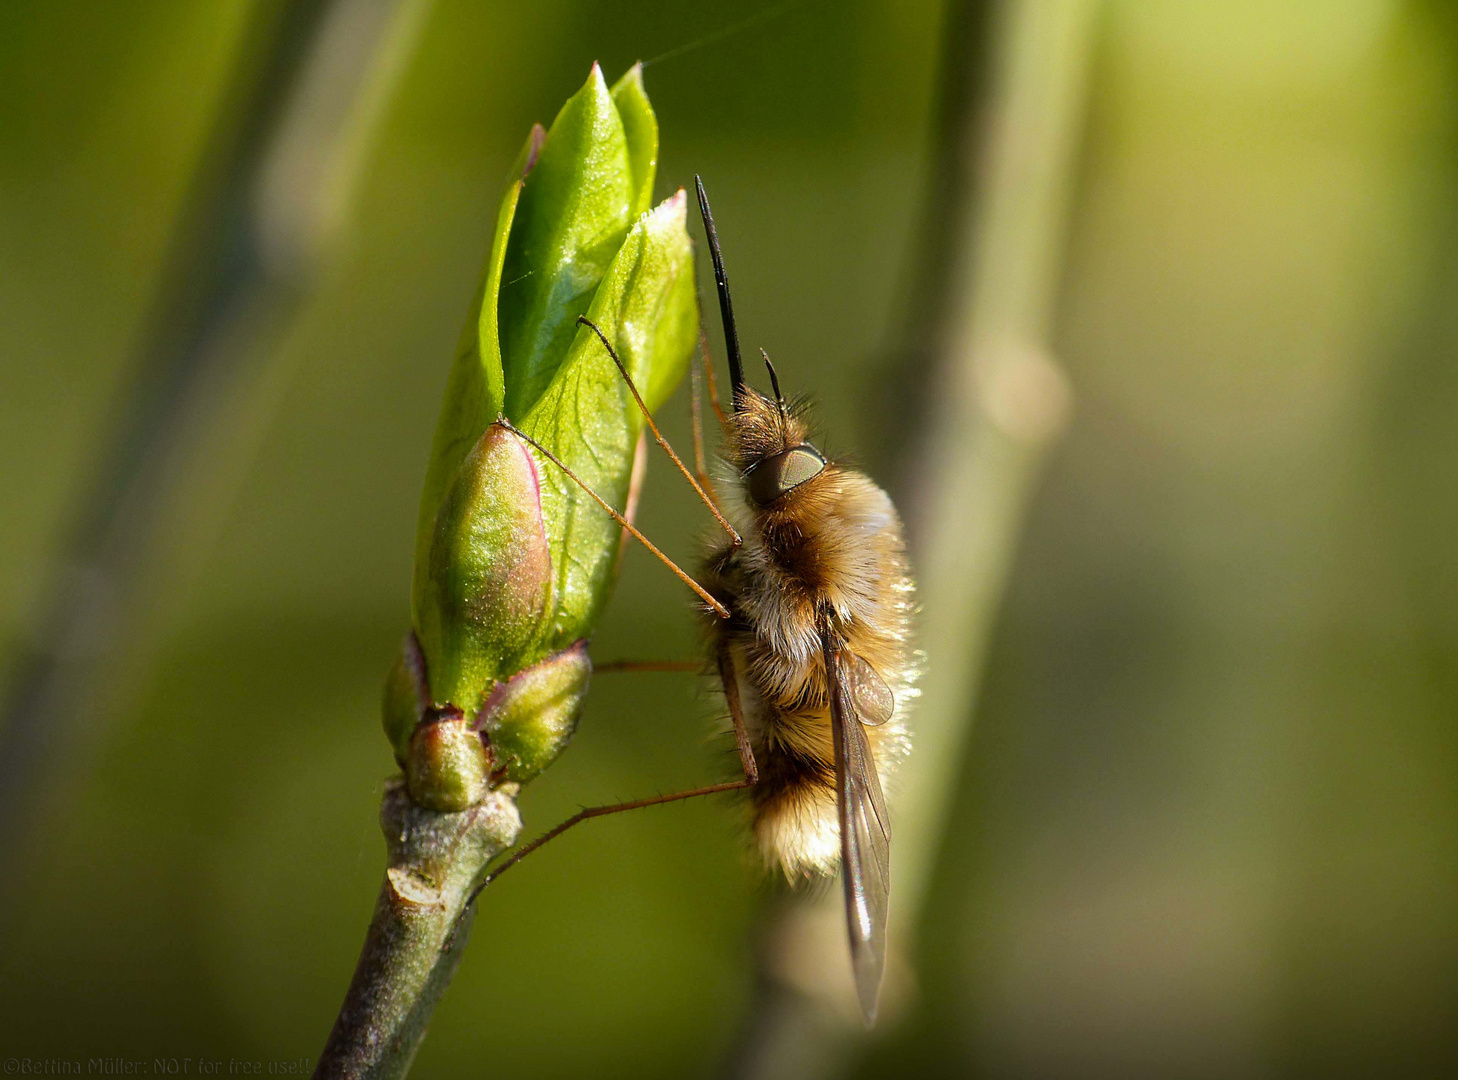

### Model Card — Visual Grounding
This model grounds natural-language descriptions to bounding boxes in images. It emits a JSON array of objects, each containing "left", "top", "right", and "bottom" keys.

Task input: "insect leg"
[
  {"left": 689, "top": 341, "right": 716, "bottom": 497},
  {"left": 577, "top": 316, "right": 741, "bottom": 548},
  {"left": 612, "top": 429, "right": 649, "bottom": 578},
  {"left": 696, "top": 314, "right": 730, "bottom": 427},
  {"left": 460, "top": 777, "right": 755, "bottom": 913},
  {"left": 457, "top": 644, "right": 760, "bottom": 919},
  {"left": 717, "top": 640, "right": 758, "bottom": 784},
  {"left": 498, "top": 419, "right": 731, "bottom": 620}
]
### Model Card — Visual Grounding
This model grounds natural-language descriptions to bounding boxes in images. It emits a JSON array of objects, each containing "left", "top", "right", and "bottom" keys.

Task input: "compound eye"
[{"left": 746, "top": 444, "right": 826, "bottom": 505}]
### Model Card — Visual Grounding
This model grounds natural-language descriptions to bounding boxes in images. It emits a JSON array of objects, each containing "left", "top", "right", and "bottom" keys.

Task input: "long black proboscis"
[{"left": 694, "top": 175, "right": 746, "bottom": 409}]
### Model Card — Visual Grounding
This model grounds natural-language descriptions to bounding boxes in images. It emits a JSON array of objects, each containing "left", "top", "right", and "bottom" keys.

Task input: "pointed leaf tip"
[
  {"left": 499, "top": 64, "right": 634, "bottom": 419},
  {"left": 658, "top": 187, "right": 687, "bottom": 223},
  {"left": 610, "top": 64, "right": 658, "bottom": 218},
  {"left": 516, "top": 123, "right": 546, "bottom": 181}
]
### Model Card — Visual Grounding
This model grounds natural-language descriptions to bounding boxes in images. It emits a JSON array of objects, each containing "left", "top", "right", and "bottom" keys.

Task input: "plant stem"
[{"left": 315, "top": 781, "right": 521, "bottom": 1080}]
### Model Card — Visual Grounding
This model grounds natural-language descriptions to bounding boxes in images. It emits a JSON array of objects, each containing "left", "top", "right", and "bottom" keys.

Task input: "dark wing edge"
[{"left": 823, "top": 633, "right": 892, "bottom": 1025}]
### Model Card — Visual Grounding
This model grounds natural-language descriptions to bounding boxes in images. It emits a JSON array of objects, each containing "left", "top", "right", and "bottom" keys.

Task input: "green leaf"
[
  {"left": 611, "top": 63, "right": 658, "bottom": 218},
  {"left": 518, "top": 191, "right": 698, "bottom": 650},
  {"left": 413, "top": 124, "right": 541, "bottom": 565},
  {"left": 499, "top": 64, "right": 635, "bottom": 420}
]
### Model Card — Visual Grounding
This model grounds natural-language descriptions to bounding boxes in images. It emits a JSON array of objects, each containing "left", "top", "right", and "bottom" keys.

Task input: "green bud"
[
  {"left": 398, "top": 63, "right": 696, "bottom": 809},
  {"left": 476, "top": 641, "right": 592, "bottom": 783},
  {"left": 413, "top": 63, "right": 661, "bottom": 570},
  {"left": 407, "top": 709, "right": 491, "bottom": 813},
  {"left": 413, "top": 422, "right": 553, "bottom": 717},
  {"left": 382, "top": 634, "right": 427, "bottom": 767}
]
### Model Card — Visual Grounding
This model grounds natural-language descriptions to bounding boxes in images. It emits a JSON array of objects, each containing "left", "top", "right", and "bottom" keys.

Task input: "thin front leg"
[
  {"left": 499, "top": 419, "right": 730, "bottom": 620},
  {"left": 577, "top": 316, "right": 740, "bottom": 548},
  {"left": 698, "top": 323, "right": 729, "bottom": 426},
  {"left": 613, "top": 429, "right": 649, "bottom": 577},
  {"left": 689, "top": 347, "right": 716, "bottom": 498}
]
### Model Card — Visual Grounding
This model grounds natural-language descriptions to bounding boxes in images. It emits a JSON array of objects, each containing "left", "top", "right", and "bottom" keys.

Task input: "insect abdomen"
[{"left": 706, "top": 461, "right": 915, "bottom": 880}]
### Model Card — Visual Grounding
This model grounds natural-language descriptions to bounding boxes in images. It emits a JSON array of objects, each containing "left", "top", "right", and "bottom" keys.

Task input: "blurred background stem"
[
  {"left": 0, "top": 0, "right": 429, "bottom": 883},
  {"left": 726, "top": 0, "right": 1094, "bottom": 1074}
]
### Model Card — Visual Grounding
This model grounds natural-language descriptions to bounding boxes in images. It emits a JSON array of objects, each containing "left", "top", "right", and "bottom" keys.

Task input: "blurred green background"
[{"left": 1, "top": 0, "right": 1455, "bottom": 1077}]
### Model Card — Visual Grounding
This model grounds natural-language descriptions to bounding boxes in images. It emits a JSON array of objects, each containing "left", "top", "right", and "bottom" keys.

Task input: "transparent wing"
[
  {"left": 841, "top": 652, "right": 894, "bottom": 726},
  {"left": 823, "top": 633, "right": 892, "bottom": 1024}
]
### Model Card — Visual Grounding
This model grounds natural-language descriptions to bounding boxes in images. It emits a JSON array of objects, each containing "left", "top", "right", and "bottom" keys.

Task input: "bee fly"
[{"left": 480, "top": 177, "right": 916, "bottom": 1023}]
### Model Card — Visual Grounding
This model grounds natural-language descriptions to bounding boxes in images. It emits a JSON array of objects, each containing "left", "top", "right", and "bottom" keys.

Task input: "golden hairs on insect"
[{"left": 701, "top": 386, "right": 917, "bottom": 878}]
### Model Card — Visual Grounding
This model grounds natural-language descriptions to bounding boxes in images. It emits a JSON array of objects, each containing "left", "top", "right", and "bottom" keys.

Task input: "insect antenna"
[
  {"left": 576, "top": 316, "right": 741, "bottom": 547},
  {"left": 760, "top": 349, "right": 784, "bottom": 406},
  {"left": 760, "top": 347, "right": 789, "bottom": 425},
  {"left": 496, "top": 419, "right": 730, "bottom": 620},
  {"left": 694, "top": 175, "right": 747, "bottom": 410}
]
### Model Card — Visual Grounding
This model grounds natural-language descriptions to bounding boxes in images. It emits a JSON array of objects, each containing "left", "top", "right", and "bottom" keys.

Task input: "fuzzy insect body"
[
  {"left": 702, "top": 390, "right": 915, "bottom": 880},
  {"left": 688, "top": 168, "right": 917, "bottom": 1022}
]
